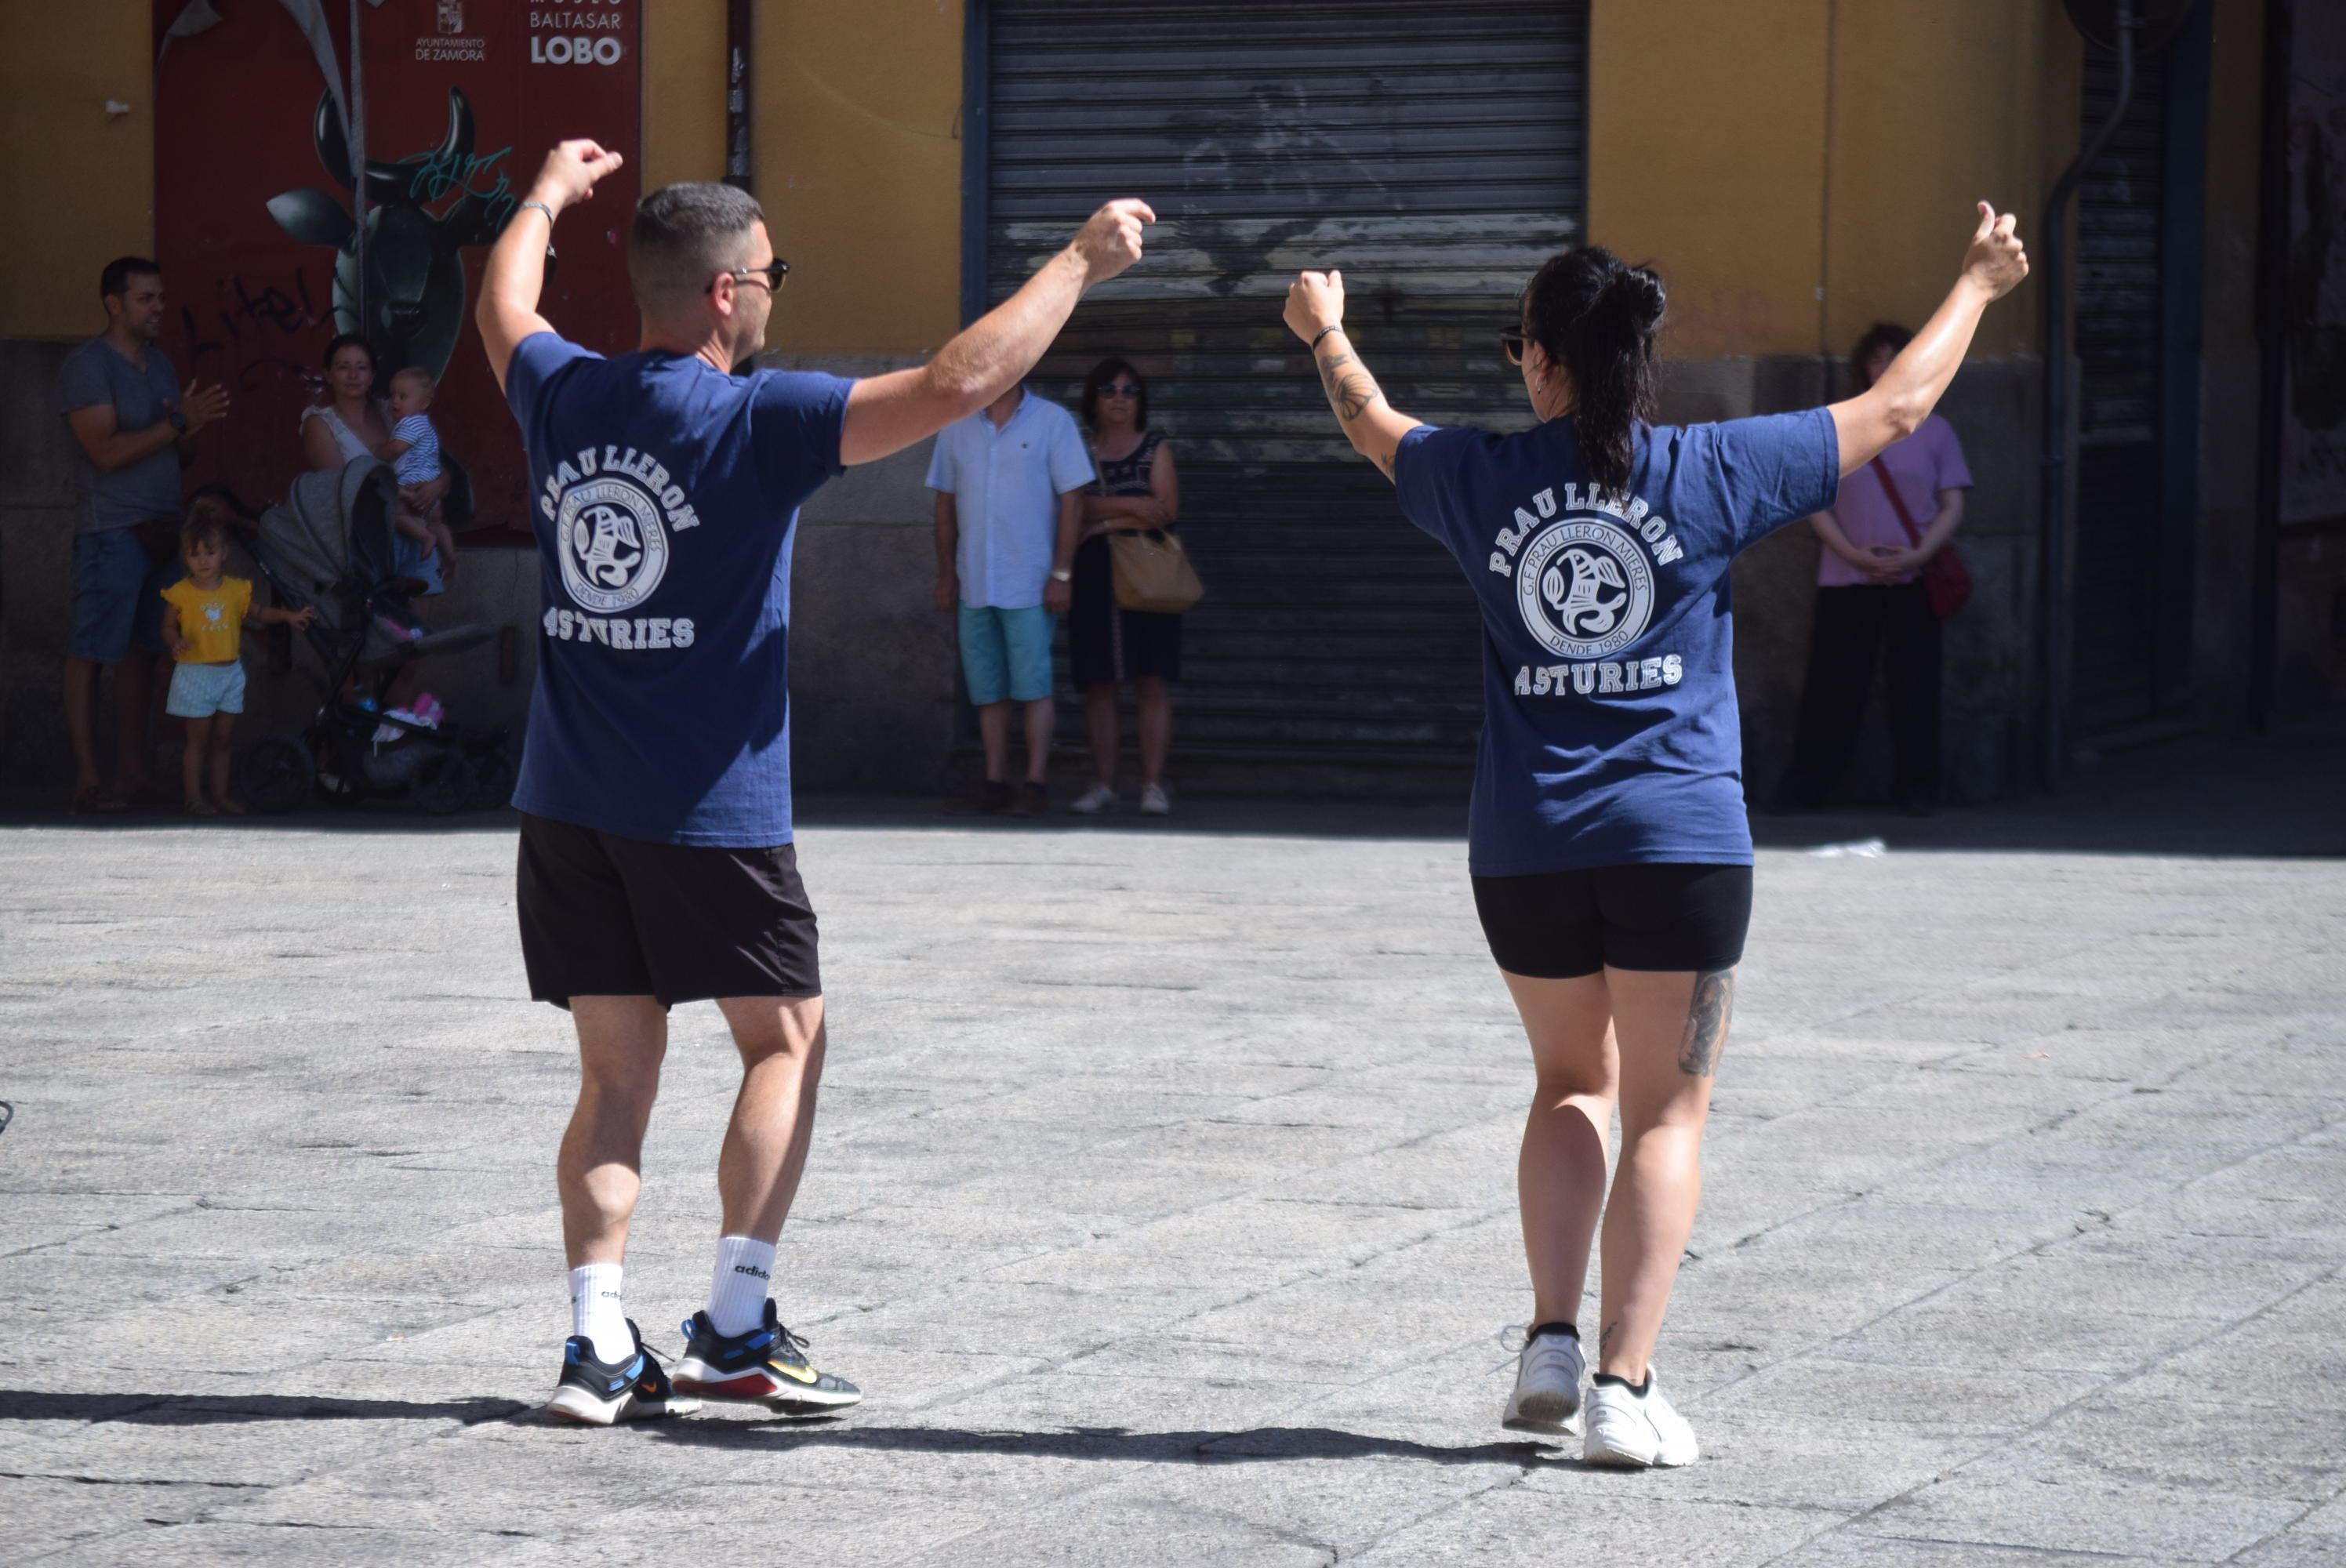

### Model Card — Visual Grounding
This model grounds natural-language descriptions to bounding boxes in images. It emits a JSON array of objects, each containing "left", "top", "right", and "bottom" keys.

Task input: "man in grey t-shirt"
[{"left": 56, "top": 256, "right": 229, "bottom": 811}]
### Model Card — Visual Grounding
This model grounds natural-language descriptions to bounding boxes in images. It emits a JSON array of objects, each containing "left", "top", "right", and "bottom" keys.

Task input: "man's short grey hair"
[{"left": 629, "top": 183, "right": 765, "bottom": 317}]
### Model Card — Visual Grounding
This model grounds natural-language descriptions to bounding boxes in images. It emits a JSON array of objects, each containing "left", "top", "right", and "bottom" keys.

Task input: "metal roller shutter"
[{"left": 982, "top": 0, "right": 1588, "bottom": 772}]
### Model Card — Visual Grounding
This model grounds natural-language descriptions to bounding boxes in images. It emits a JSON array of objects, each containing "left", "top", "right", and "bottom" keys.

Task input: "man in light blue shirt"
[{"left": 927, "top": 383, "right": 1092, "bottom": 813}]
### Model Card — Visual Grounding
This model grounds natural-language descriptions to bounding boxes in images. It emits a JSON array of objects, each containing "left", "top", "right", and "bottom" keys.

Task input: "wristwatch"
[{"left": 1050, "top": 568, "right": 1073, "bottom": 583}]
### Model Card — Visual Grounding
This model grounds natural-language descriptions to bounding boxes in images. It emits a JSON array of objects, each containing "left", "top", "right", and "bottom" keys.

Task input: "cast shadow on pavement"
[
  {"left": 636, "top": 1417, "right": 1560, "bottom": 1469},
  {"left": 0, "top": 1389, "right": 527, "bottom": 1425},
  {"left": 0, "top": 1391, "right": 1561, "bottom": 1469}
]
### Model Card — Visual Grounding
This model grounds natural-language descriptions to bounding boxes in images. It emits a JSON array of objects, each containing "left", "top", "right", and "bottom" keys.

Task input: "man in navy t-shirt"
[{"left": 475, "top": 138, "right": 1153, "bottom": 1425}]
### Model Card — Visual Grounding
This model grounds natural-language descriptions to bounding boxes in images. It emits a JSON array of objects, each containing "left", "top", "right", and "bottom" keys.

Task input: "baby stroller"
[{"left": 227, "top": 460, "right": 515, "bottom": 814}]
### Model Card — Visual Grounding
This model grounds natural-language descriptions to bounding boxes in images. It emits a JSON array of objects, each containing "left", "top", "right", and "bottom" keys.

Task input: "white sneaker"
[
  {"left": 1501, "top": 1326, "right": 1585, "bottom": 1436},
  {"left": 1138, "top": 782, "right": 1171, "bottom": 816},
  {"left": 1070, "top": 782, "right": 1119, "bottom": 815},
  {"left": 1582, "top": 1370, "right": 1698, "bottom": 1468}
]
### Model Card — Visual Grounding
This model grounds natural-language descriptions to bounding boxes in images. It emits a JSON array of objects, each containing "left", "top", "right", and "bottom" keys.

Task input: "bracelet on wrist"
[{"left": 1310, "top": 322, "right": 1344, "bottom": 350}]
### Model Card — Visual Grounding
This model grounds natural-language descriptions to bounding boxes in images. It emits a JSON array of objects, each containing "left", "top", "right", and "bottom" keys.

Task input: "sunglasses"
[
  {"left": 1100, "top": 383, "right": 1142, "bottom": 397},
  {"left": 709, "top": 258, "right": 791, "bottom": 293},
  {"left": 1499, "top": 328, "right": 1529, "bottom": 366}
]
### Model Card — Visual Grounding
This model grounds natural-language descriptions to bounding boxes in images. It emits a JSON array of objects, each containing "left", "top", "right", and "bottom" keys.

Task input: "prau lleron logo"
[{"left": 1513, "top": 517, "right": 1656, "bottom": 660}]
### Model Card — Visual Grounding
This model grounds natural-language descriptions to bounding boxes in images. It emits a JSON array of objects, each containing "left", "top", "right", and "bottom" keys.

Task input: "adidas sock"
[
  {"left": 569, "top": 1262, "right": 633, "bottom": 1364},
  {"left": 707, "top": 1235, "right": 776, "bottom": 1337}
]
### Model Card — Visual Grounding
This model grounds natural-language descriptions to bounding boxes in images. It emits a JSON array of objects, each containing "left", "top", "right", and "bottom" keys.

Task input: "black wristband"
[{"left": 1310, "top": 323, "right": 1344, "bottom": 350}]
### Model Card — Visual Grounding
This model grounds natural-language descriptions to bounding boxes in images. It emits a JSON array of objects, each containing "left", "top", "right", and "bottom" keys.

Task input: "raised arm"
[
  {"left": 476, "top": 140, "right": 626, "bottom": 394},
  {"left": 841, "top": 201, "right": 1153, "bottom": 467},
  {"left": 1281, "top": 270, "right": 1422, "bottom": 481},
  {"left": 1829, "top": 204, "right": 2028, "bottom": 477}
]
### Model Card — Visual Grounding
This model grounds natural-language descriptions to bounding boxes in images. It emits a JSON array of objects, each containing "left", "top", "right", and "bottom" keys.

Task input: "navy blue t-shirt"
[
  {"left": 504, "top": 332, "right": 852, "bottom": 846},
  {"left": 1394, "top": 411, "right": 1839, "bottom": 876}
]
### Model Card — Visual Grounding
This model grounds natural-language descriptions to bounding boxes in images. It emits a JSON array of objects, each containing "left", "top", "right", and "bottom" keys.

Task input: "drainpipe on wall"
[
  {"left": 724, "top": 0, "right": 753, "bottom": 192},
  {"left": 2039, "top": 0, "right": 2137, "bottom": 791},
  {"left": 349, "top": 0, "right": 368, "bottom": 333}
]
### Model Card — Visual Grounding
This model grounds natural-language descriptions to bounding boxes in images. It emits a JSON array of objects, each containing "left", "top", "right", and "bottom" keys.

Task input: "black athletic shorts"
[
  {"left": 516, "top": 813, "right": 821, "bottom": 1008},
  {"left": 1470, "top": 863, "right": 1752, "bottom": 979}
]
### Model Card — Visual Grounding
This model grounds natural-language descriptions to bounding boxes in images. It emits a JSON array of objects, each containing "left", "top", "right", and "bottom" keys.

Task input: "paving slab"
[{"left": 2, "top": 728, "right": 2343, "bottom": 1564}]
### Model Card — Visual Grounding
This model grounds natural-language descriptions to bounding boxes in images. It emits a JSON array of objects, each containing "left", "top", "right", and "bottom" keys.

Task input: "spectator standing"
[
  {"left": 928, "top": 383, "right": 1092, "bottom": 814},
  {"left": 158, "top": 499, "right": 315, "bottom": 815},
  {"left": 1775, "top": 323, "right": 1973, "bottom": 815},
  {"left": 1070, "top": 358, "right": 1184, "bottom": 817},
  {"left": 56, "top": 256, "right": 230, "bottom": 813}
]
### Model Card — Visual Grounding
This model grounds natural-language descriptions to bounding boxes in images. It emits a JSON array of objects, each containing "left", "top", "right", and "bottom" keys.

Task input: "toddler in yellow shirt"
[{"left": 159, "top": 501, "right": 314, "bottom": 815}]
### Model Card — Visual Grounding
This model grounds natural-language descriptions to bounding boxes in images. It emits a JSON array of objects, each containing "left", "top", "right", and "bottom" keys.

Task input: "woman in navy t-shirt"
[{"left": 1281, "top": 204, "right": 2028, "bottom": 1467}]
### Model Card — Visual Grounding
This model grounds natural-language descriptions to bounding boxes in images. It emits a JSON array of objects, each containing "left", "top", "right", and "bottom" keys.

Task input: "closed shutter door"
[
  {"left": 2070, "top": 43, "right": 2170, "bottom": 735},
  {"left": 985, "top": 1, "right": 1588, "bottom": 769}
]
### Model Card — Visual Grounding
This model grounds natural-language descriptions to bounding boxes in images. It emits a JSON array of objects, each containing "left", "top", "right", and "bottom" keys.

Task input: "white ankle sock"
[
  {"left": 569, "top": 1263, "right": 632, "bottom": 1364},
  {"left": 707, "top": 1235, "right": 775, "bottom": 1337}
]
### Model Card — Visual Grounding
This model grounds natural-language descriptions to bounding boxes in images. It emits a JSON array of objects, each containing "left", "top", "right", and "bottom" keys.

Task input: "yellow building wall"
[
  {"left": 0, "top": 0, "right": 154, "bottom": 341},
  {"left": 642, "top": 0, "right": 728, "bottom": 194},
  {"left": 1822, "top": 0, "right": 2069, "bottom": 361},
  {"left": 752, "top": 0, "right": 964, "bottom": 357},
  {"left": 1589, "top": 0, "right": 1832, "bottom": 361},
  {"left": 1591, "top": 0, "right": 2064, "bottom": 363}
]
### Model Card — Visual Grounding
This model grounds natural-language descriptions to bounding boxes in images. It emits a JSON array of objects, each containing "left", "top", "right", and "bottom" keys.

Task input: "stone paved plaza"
[{"left": 3, "top": 725, "right": 2344, "bottom": 1565}]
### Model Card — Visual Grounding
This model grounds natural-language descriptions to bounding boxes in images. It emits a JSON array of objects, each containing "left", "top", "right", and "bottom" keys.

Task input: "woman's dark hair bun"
[
  {"left": 1521, "top": 246, "right": 1665, "bottom": 501},
  {"left": 1605, "top": 266, "right": 1667, "bottom": 332}
]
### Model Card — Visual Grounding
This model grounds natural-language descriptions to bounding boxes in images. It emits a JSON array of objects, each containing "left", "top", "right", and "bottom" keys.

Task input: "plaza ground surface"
[{"left": 3, "top": 718, "right": 2343, "bottom": 1566}]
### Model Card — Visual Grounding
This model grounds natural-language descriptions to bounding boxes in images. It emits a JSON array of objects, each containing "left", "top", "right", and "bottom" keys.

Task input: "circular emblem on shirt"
[
  {"left": 556, "top": 477, "right": 669, "bottom": 614},
  {"left": 1515, "top": 517, "right": 1655, "bottom": 659}
]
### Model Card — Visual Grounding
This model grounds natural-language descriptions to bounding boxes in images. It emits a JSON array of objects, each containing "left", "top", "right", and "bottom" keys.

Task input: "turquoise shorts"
[
  {"left": 165, "top": 659, "right": 247, "bottom": 718},
  {"left": 956, "top": 603, "right": 1056, "bottom": 706}
]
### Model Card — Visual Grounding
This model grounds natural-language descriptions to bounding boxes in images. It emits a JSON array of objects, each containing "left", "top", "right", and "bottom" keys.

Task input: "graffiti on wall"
[
  {"left": 154, "top": 0, "right": 640, "bottom": 536},
  {"left": 267, "top": 89, "right": 512, "bottom": 382}
]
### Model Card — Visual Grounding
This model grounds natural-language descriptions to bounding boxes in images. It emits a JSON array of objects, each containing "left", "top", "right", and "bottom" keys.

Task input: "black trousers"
[{"left": 1777, "top": 583, "right": 1942, "bottom": 808}]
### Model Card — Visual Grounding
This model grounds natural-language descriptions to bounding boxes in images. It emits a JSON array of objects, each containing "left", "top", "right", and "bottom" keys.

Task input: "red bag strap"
[{"left": 1867, "top": 454, "right": 1926, "bottom": 547}]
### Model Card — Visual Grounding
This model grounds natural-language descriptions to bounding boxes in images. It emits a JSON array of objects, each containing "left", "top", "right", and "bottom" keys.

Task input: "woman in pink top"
[{"left": 1775, "top": 323, "right": 1972, "bottom": 814}]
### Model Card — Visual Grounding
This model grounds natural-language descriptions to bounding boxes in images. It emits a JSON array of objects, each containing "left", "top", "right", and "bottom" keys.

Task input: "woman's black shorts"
[
  {"left": 1471, "top": 863, "right": 1752, "bottom": 979},
  {"left": 517, "top": 813, "right": 820, "bottom": 1008}
]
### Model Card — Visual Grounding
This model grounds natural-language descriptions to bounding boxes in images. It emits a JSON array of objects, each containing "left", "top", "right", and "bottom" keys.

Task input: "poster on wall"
[
  {"left": 153, "top": 0, "right": 641, "bottom": 543},
  {"left": 2282, "top": 0, "right": 2346, "bottom": 527}
]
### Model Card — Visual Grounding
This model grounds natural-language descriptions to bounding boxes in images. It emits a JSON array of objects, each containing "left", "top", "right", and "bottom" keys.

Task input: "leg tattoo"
[{"left": 1676, "top": 967, "right": 1736, "bottom": 1076}]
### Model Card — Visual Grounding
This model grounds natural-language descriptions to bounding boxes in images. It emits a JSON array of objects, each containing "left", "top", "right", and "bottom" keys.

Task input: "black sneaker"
[
  {"left": 671, "top": 1300, "right": 862, "bottom": 1412},
  {"left": 545, "top": 1319, "right": 699, "bottom": 1426}
]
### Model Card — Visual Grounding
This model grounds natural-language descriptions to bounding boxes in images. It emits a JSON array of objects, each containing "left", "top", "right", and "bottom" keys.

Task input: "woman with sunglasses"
[
  {"left": 1281, "top": 205, "right": 2028, "bottom": 1467},
  {"left": 1070, "top": 357, "right": 1183, "bottom": 816}
]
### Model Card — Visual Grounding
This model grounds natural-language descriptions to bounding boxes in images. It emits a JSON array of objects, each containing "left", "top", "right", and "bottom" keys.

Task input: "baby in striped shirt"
[{"left": 382, "top": 366, "right": 458, "bottom": 585}]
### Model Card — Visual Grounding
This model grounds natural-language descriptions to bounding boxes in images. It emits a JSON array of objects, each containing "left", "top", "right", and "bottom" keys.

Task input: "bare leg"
[
  {"left": 1022, "top": 696, "right": 1055, "bottom": 784},
  {"left": 557, "top": 996, "right": 668, "bottom": 1267},
  {"left": 978, "top": 701, "right": 1010, "bottom": 783},
  {"left": 64, "top": 656, "right": 105, "bottom": 794},
  {"left": 180, "top": 716, "right": 209, "bottom": 808},
  {"left": 1135, "top": 676, "right": 1173, "bottom": 789},
  {"left": 713, "top": 995, "right": 827, "bottom": 1241},
  {"left": 209, "top": 710, "right": 236, "bottom": 805},
  {"left": 1084, "top": 682, "right": 1120, "bottom": 788},
  {"left": 1502, "top": 971, "right": 1618, "bottom": 1328},
  {"left": 1595, "top": 964, "right": 1732, "bottom": 1381},
  {"left": 114, "top": 649, "right": 157, "bottom": 797}
]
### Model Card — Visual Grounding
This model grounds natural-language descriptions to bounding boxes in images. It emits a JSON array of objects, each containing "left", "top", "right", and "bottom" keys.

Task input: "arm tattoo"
[
  {"left": 1315, "top": 346, "right": 1384, "bottom": 424},
  {"left": 1676, "top": 967, "right": 1737, "bottom": 1076}
]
